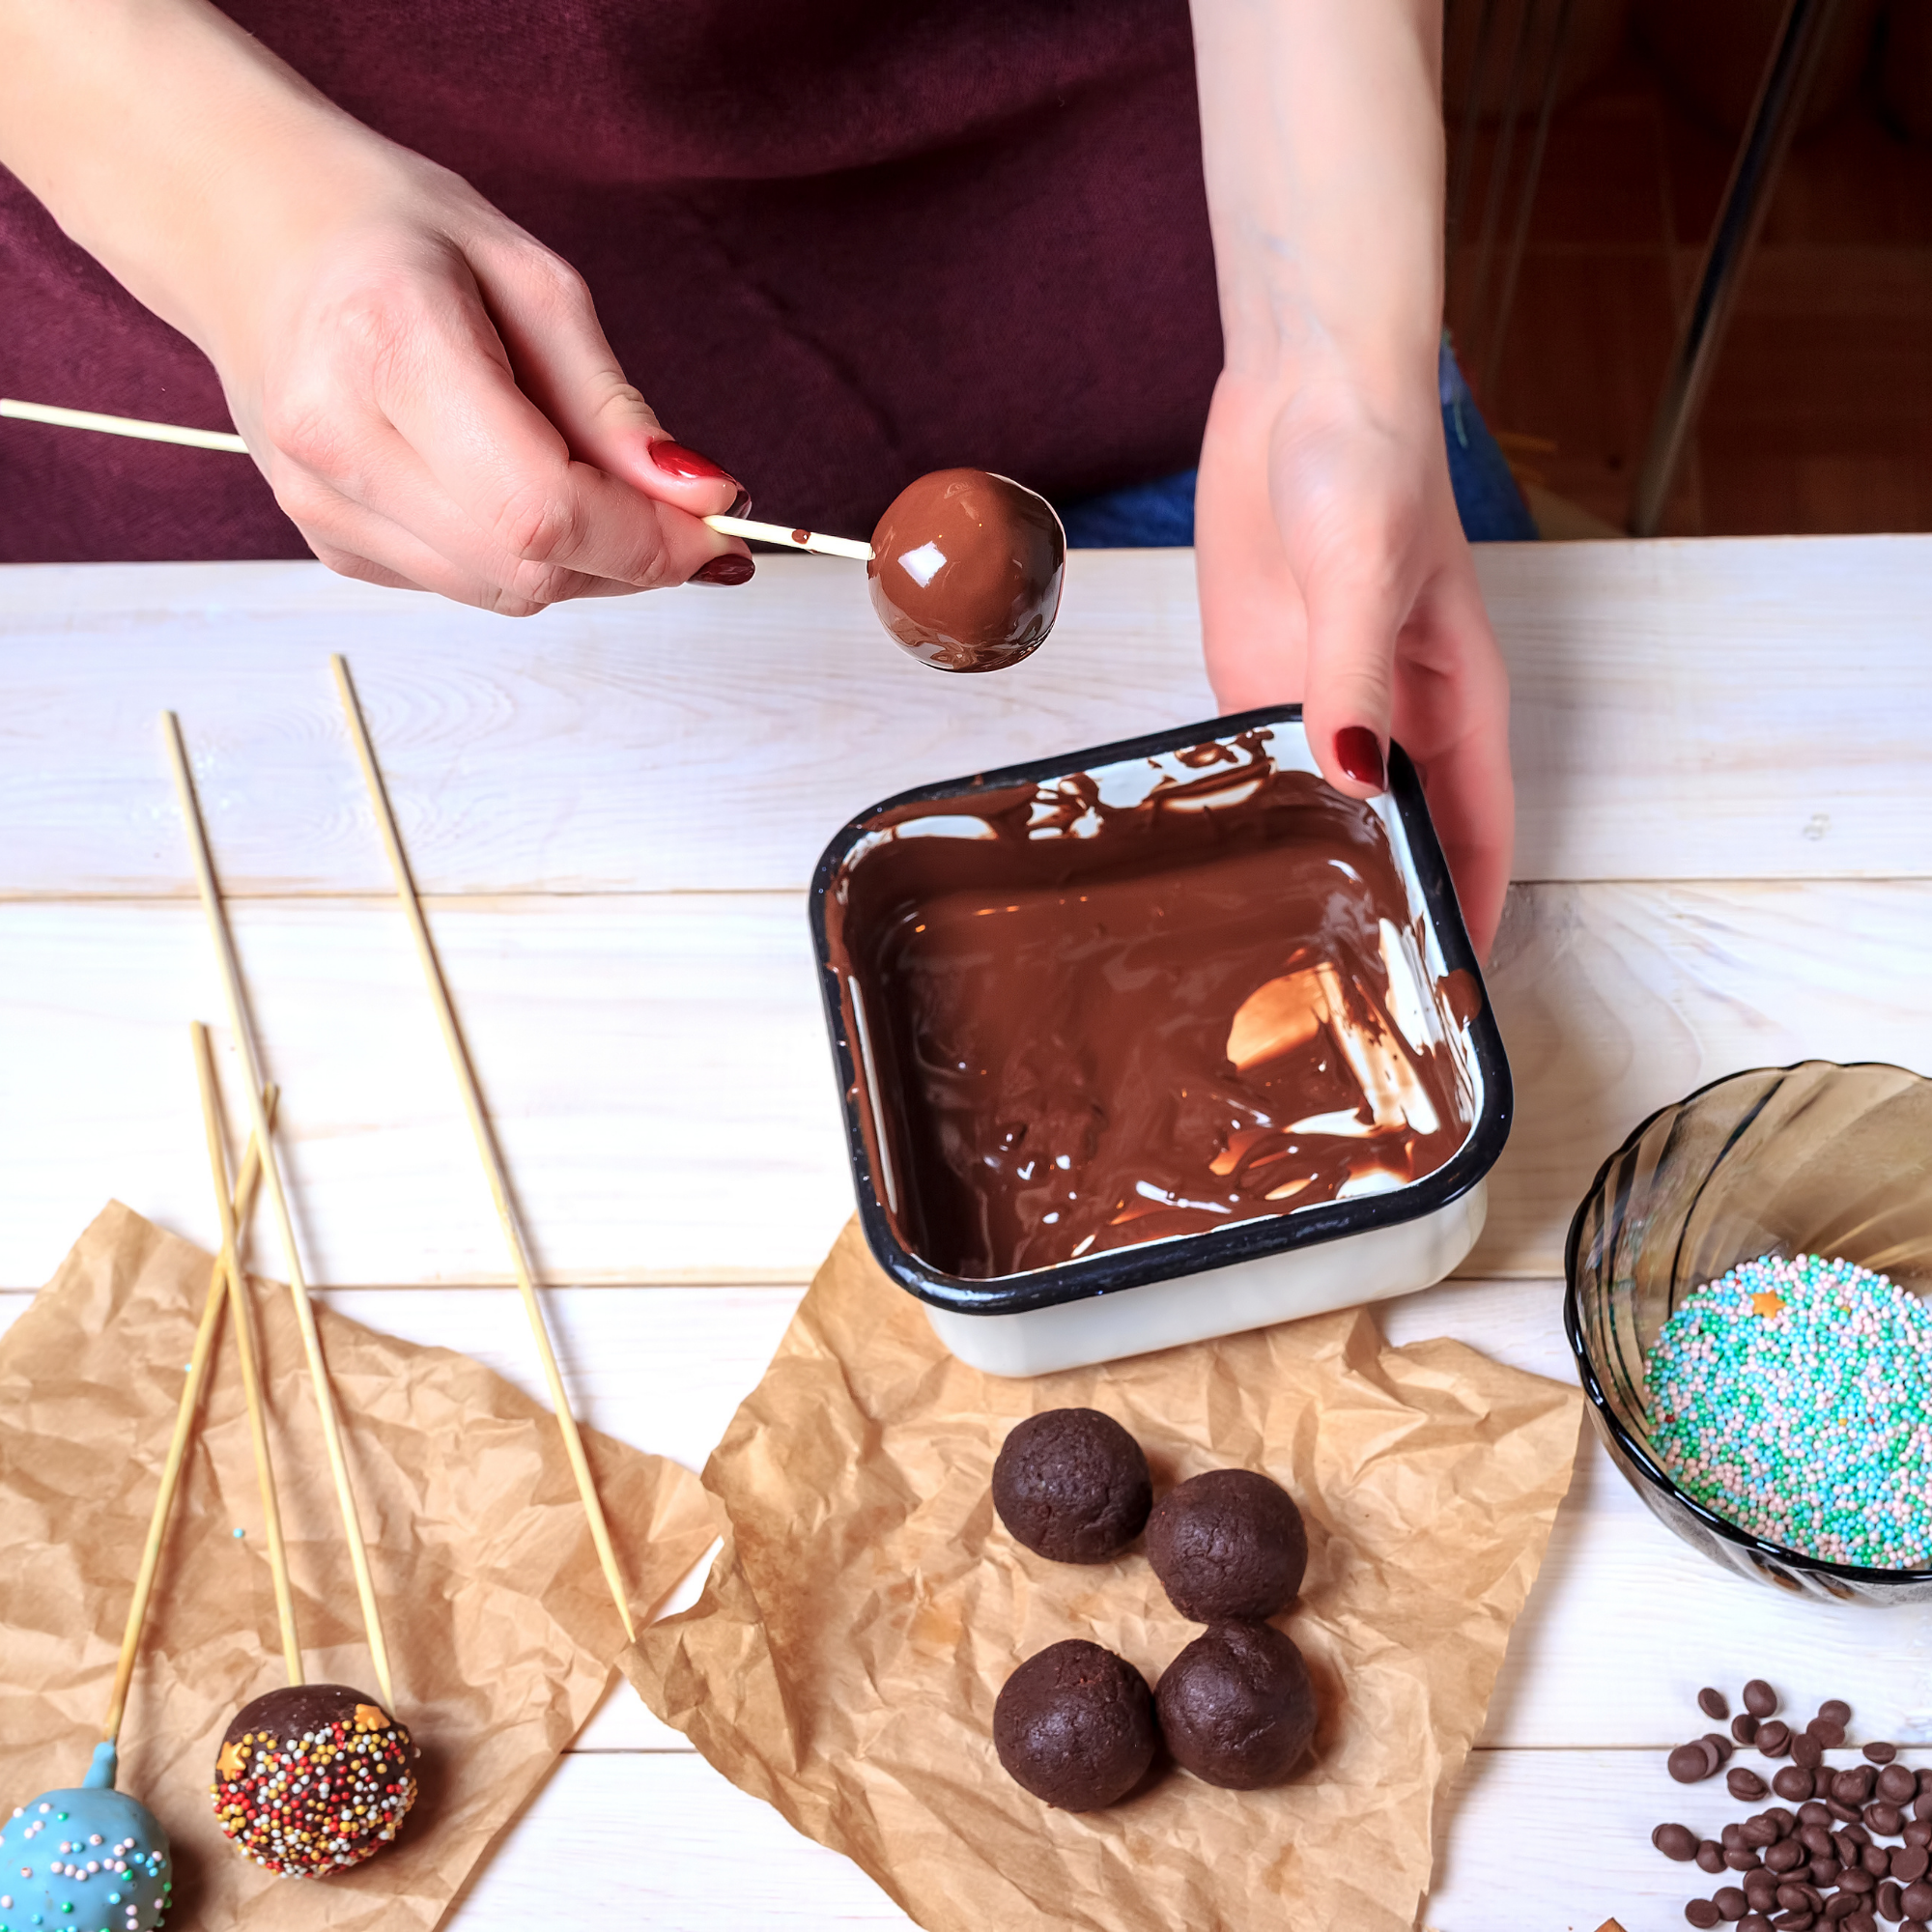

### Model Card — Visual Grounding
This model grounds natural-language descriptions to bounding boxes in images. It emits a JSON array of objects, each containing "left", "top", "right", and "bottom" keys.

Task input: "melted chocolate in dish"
[
  {"left": 867, "top": 468, "right": 1065, "bottom": 673},
  {"left": 824, "top": 731, "right": 1476, "bottom": 1279}
]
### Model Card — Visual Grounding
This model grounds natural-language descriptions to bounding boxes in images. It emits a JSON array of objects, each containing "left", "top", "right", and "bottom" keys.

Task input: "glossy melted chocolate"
[
  {"left": 867, "top": 469, "right": 1065, "bottom": 673},
  {"left": 826, "top": 734, "right": 1475, "bottom": 1279}
]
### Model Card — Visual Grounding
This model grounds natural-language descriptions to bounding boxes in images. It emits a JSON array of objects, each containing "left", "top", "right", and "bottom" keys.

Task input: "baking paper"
[
  {"left": 0, "top": 1203, "right": 716, "bottom": 1928},
  {"left": 626, "top": 1220, "right": 1583, "bottom": 1932}
]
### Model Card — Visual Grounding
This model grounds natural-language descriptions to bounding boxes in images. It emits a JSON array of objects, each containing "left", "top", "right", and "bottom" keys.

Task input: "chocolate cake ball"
[
  {"left": 1155, "top": 1621, "right": 1318, "bottom": 1789},
  {"left": 867, "top": 469, "right": 1065, "bottom": 673},
  {"left": 1147, "top": 1468, "right": 1308, "bottom": 1621},
  {"left": 991, "top": 1408, "right": 1152, "bottom": 1563},
  {"left": 993, "top": 1639, "right": 1158, "bottom": 1810},
  {"left": 211, "top": 1684, "right": 417, "bottom": 1877}
]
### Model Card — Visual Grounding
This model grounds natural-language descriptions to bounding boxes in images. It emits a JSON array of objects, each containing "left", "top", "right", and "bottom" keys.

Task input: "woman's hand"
[
  {"left": 1187, "top": 0, "right": 1514, "bottom": 959},
  {"left": 0, "top": 0, "right": 749, "bottom": 613},
  {"left": 1195, "top": 367, "right": 1513, "bottom": 958}
]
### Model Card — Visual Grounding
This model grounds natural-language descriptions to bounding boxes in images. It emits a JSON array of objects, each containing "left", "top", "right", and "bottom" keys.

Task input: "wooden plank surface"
[
  {"left": 4, "top": 879, "right": 1929, "bottom": 1291},
  {"left": 6, "top": 537, "right": 1932, "bottom": 1932},
  {"left": 2, "top": 537, "right": 1928, "bottom": 899}
]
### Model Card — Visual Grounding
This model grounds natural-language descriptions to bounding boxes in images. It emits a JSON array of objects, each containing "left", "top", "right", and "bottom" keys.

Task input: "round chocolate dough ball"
[
  {"left": 867, "top": 469, "right": 1065, "bottom": 673},
  {"left": 992, "top": 1407, "right": 1152, "bottom": 1563},
  {"left": 1147, "top": 1468, "right": 1308, "bottom": 1621},
  {"left": 1156, "top": 1621, "right": 1318, "bottom": 1789},
  {"left": 993, "top": 1639, "right": 1158, "bottom": 1810}
]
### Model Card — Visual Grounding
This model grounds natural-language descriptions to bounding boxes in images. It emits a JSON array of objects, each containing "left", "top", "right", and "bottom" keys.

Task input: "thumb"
[
  {"left": 478, "top": 245, "right": 746, "bottom": 519},
  {"left": 1298, "top": 565, "right": 1403, "bottom": 799}
]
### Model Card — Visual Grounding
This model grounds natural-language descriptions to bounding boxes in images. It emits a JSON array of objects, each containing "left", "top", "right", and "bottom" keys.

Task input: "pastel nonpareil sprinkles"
[{"left": 1646, "top": 1253, "right": 1932, "bottom": 1568}]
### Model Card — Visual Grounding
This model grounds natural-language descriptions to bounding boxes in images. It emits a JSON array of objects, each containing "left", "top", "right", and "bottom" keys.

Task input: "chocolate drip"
[{"left": 826, "top": 735, "right": 1474, "bottom": 1278}]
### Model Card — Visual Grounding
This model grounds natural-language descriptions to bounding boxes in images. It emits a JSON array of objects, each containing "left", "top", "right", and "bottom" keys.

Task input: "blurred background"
[{"left": 1442, "top": 0, "right": 1932, "bottom": 537}]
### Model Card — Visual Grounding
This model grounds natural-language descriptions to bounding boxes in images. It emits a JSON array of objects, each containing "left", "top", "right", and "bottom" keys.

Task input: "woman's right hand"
[{"left": 0, "top": 0, "right": 749, "bottom": 613}]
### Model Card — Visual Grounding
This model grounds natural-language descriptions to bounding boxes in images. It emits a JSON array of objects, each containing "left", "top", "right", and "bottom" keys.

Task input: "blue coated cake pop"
[{"left": 1, "top": 1743, "right": 171, "bottom": 1932}]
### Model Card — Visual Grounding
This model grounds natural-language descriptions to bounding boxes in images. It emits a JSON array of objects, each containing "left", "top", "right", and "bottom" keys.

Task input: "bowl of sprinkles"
[{"left": 1566, "top": 1060, "right": 1932, "bottom": 1602}]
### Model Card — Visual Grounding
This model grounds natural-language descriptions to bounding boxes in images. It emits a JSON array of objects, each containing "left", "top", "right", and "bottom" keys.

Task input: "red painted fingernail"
[
  {"left": 649, "top": 440, "right": 738, "bottom": 486},
  {"left": 1335, "top": 726, "right": 1386, "bottom": 790},
  {"left": 725, "top": 488, "right": 753, "bottom": 519},
  {"left": 691, "top": 554, "right": 754, "bottom": 586}
]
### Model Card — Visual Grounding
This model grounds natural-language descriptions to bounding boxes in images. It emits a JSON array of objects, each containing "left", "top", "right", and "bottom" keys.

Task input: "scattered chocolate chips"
[
  {"left": 1733, "top": 1769, "right": 1773, "bottom": 1803},
  {"left": 1796, "top": 1733, "right": 1827, "bottom": 1770},
  {"left": 1702, "top": 1688, "right": 1734, "bottom": 1719},
  {"left": 1713, "top": 1884, "right": 1747, "bottom": 1918},
  {"left": 1687, "top": 1900, "right": 1721, "bottom": 1927},
  {"left": 1865, "top": 1742, "right": 1897, "bottom": 1764},
  {"left": 1737, "top": 1714, "right": 1763, "bottom": 1745},
  {"left": 1747, "top": 1681, "right": 1782, "bottom": 1719},
  {"left": 1907, "top": 1878, "right": 1932, "bottom": 1918},
  {"left": 1899, "top": 1846, "right": 1932, "bottom": 1884},
  {"left": 1777, "top": 1768, "right": 1817, "bottom": 1803},
  {"left": 1677, "top": 1742, "right": 1721, "bottom": 1782},
  {"left": 1700, "top": 1840, "right": 1728, "bottom": 1873},
  {"left": 1820, "top": 1701, "right": 1853, "bottom": 1726},
  {"left": 1658, "top": 1822, "right": 1703, "bottom": 1861},
  {"left": 1760, "top": 1721, "right": 1795, "bottom": 1758},
  {"left": 1811, "top": 1719, "right": 1850, "bottom": 1750},
  {"left": 1882, "top": 1765, "right": 1920, "bottom": 1805}
]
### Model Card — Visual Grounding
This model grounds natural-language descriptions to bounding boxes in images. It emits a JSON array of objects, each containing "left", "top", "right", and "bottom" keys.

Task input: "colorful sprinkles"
[
  {"left": 1646, "top": 1252, "right": 1932, "bottom": 1569},
  {"left": 210, "top": 1691, "right": 416, "bottom": 1878}
]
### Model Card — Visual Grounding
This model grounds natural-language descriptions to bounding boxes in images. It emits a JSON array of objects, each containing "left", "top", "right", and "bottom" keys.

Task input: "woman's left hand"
[{"left": 1193, "top": 364, "right": 1514, "bottom": 959}]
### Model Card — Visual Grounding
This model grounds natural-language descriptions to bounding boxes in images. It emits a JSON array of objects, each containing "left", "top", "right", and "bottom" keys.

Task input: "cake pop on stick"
[
  {"left": 161, "top": 710, "right": 397, "bottom": 1715},
  {"left": 190, "top": 1030, "right": 420, "bottom": 1878},
  {"left": 329, "top": 654, "right": 636, "bottom": 1642},
  {"left": 0, "top": 1114, "right": 270, "bottom": 1932},
  {"left": 191, "top": 1025, "right": 300, "bottom": 1686},
  {"left": 4, "top": 401, "right": 1066, "bottom": 670}
]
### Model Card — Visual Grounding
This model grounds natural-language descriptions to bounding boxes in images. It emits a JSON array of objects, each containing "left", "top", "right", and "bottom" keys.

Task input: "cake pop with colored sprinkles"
[
  {"left": 212, "top": 1685, "right": 417, "bottom": 1878},
  {"left": 2, "top": 1744, "right": 173, "bottom": 1932}
]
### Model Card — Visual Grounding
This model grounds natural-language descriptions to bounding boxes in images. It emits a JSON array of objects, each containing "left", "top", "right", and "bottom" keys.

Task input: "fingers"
[
  {"left": 469, "top": 234, "right": 745, "bottom": 519},
  {"left": 257, "top": 238, "right": 750, "bottom": 607}
]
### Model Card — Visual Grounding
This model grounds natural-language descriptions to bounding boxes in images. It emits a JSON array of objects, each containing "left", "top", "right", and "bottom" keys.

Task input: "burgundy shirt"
[{"left": 0, "top": 1, "right": 1222, "bottom": 561}]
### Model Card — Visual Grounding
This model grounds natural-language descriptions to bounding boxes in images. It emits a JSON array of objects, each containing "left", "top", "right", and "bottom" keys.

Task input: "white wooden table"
[{"left": 5, "top": 538, "right": 1931, "bottom": 1930}]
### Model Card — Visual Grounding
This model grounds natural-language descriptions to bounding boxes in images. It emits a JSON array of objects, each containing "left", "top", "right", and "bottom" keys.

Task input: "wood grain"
[
  {"left": 2, "top": 537, "right": 1927, "bottom": 899},
  {"left": 5, "top": 879, "right": 1930, "bottom": 1290}
]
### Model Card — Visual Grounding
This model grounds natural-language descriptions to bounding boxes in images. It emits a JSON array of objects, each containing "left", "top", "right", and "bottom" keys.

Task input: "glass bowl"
[{"left": 1564, "top": 1059, "right": 1932, "bottom": 1603}]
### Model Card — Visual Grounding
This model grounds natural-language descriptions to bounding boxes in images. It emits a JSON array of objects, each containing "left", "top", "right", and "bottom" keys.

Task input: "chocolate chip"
[
  {"left": 1834, "top": 1801, "right": 1870, "bottom": 1825},
  {"left": 1846, "top": 1916, "right": 1878, "bottom": 1932},
  {"left": 1883, "top": 1767, "right": 1921, "bottom": 1806},
  {"left": 1907, "top": 1882, "right": 1932, "bottom": 1919},
  {"left": 1710, "top": 1732, "right": 1740, "bottom": 1765},
  {"left": 1839, "top": 1766, "right": 1879, "bottom": 1804},
  {"left": 1921, "top": 1772, "right": 1932, "bottom": 1799},
  {"left": 1825, "top": 1896, "right": 1864, "bottom": 1920},
  {"left": 1715, "top": 1886, "right": 1748, "bottom": 1920},
  {"left": 1734, "top": 1769, "right": 1774, "bottom": 1802},
  {"left": 1843, "top": 1864, "right": 1878, "bottom": 1893},
  {"left": 1803, "top": 1826, "right": 1837, "bottom": 1857},
  {"left": 1703, "top": 1688, "right": 1734, "bottom": 1719},
  {"left": 1737, "top": 1714, "right": 1764, "bottom": 1745},
  {"left": 1906, "top": 1821, "right": 1932, "bottom": 1848},
  {"left": 1688, "top": 1902, "right": 1721, "bottom": 1928},
  {"left": 1803, "top": 1803, "right": 1835, "bottom": 1829},
  {"left": 1822, "top": 1700, "right": 1855, "bottom": 1726},
  {"left": 1731, "top": 1846, "right": 1766, "bottom": 1871},
  {"left": 1748, "top": 1817, "right": 1785, "bottom": 1849},
  {"left": 1727, "top": 1824, "right": 1750, "bottom": 1850},
  {"left": 1766, "top": 1839, "right": 1805, "bottom": 1870},
  {"left": 1747, "top": 1681, "right": 1782, "bottom": 1719},
  {"left": 1768, "top": 1808, "right": 1799, "bottom": 1835},
  {"left": 1700, "top": 1839, "right": 1731, "bottom": 1872},
  {"left": 1762, "top": 1722, "right": 1796, "bottom": 1759},
  {"left": 1867, "top": 1743, "right": 1900, "bottom": 1766},
  {"left": 1814, "top": 1860, "right": 1845, "bottom": 1888},
  {"left": 1864, "top": 1843, "right": 1893, "bottom": 1877},
  {"left": 1898, "top": 1847, "right": 1932, "bottom": 1885},
  {"left": 1839, "top": 1832, "right": 1866, "bottom": 1863},
  {"left": 1918, "top": 1795, "right": 1932, "bottom": 1824},
  {"left": 1848, "top": 1822, "right": 1877, "bottom": 1848},
  {"left": 1676, "top": 1742, "right": 1719, "bottom": 1782},
  {"left": 1881, "top": 1881, "right": 1906, "bottom": 1920},
  {"left": 1779, "top": 1769, "right": 1820, "bottom": 1803},
  {"left": 1868, "top": 1802, "right": 1906, "bottom": 1836},
  {"left": 1657, "top": 1823, "right": 1702, "bottom": 1861},
  {"left": 1797, "top": 1734, "right": 1827, "bottom": 1770}
]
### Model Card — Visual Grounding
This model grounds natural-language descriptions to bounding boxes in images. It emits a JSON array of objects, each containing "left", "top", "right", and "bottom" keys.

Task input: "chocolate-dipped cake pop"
[
  {"left": 3, "top": 1743, "right": 173, "bottom": 1932},
  {"left": 211, "top": 1685, "right": 416, "bottom": 1877},
  {"left": 993, "top": 1639, "right": 1157, "bottom": 1810},
  {"left": 1147, "top": 1469, "right": 1308, "bottom": 1622},
  {"left": 1155, "top": 1621, "right": 1318, "bottom": 1789},
  {"left": 867, "top": 469, "right": 1065, "bottom": 672},
  {"left": 992, "top": 1408, "right": 1151, "bottom": 1563}
]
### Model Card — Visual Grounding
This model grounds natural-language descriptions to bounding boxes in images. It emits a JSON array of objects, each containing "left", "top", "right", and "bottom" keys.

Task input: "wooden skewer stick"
[
  {"left": 3, "top": 399, "right": 871, "bottom": 561},
  {"left": 103, "top": 1122, "right": 268, "bottom": 1744},
  {"left": 161, "top": 710, "right": 397, "bottom": 1712},
  {"left": 1, "top": 397, "right": 248, "bottom": 453},
  {"left": 700, "top": 514, "right": 873, "bottom": 562},
  {"left": 193, "top": 1024, "right": 303, "bottom": 1686},
  {"left": 329, "top": 654, "right": 639, "bottom": 1642}
]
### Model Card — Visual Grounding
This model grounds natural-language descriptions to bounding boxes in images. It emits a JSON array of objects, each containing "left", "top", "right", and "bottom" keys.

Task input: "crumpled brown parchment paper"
[
  {"left": 625, "top": 1219, "right": 1584, "bottom": 1932},
  {"left": 0, "top": 1203, "right": 716, "bottom": 1928}
]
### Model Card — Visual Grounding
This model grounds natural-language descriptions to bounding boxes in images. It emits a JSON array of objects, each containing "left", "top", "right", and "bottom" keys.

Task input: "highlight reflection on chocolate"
[
  {"left": 824, "top": 734, "right": 1477, "bottom": 1280},
  {"left": 867, "top": 469, "right": 1065, "bottom": 673}
]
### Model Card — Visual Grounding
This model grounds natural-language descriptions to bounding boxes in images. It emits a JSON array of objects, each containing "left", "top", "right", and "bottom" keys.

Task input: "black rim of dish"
[
  {"left": 808, "top": 700, "right": 1515, "bottom": 1318},
  {"left": 1561, "top": 1056, "right": 1932, "bottom": 1587}
]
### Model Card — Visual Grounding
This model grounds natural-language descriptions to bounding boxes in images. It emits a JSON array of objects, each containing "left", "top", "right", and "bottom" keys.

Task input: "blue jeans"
[{"left": 1056, "top": 338, "right": 1536, "bottom": 548}]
